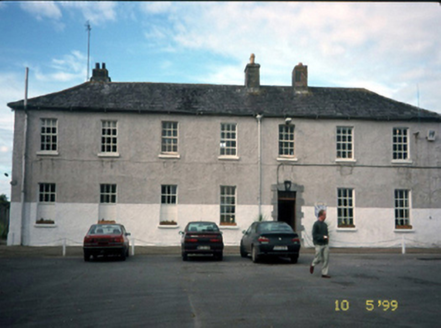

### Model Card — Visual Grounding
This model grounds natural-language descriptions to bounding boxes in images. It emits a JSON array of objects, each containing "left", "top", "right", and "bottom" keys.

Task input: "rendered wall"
[{"left": 8, "top": 110, "right": 441, "bottom": 247}]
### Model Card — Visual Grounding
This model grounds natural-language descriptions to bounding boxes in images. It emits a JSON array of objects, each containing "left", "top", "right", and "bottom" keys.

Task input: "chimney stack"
[
  {"left": 244, "top": 54, "right": 260, "bottom": 92},
  {"left": 90, "top": 62, "right": 111, "bottom": 82},
  {"left": 293, "top": 62, "right": 308, "bottom": 94}
]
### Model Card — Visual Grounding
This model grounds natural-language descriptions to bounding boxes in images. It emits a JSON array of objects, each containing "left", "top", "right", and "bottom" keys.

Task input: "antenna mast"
[
  {"left": 416, "top": 84, "right": 420, "bottom": 108},
  {"left": 85, "top": 21, "right": 91, "bottom": 81}
]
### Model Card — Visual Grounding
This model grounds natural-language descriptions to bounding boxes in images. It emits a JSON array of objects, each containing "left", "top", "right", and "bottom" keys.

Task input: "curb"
[{"left": 1, "top": 245, "right": 441, "bottom": 258}]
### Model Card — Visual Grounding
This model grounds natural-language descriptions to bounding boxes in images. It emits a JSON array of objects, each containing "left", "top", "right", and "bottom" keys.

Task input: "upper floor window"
[
  {"left": 161, "top": 122, "right": 178, "bottom": 154},
  {"left": 39, "top": 183, "right": 56, "bottom": 203},
  {"left": 220, "top": 123, "right": 237, "bottom": 156},
  {"left": 100, "top": 184, "right": 117, "bottom": 204},
  {"left": 336, "top": 127, "right": 353, "bottom": 159},
  {"left": 337, "top": 188, "right": 354, "bottom": 228},
  {"left": 220, "top": 186, "right": 236, "bottom": 225},
  {"left": 279, "top": 124, "right": 295, "bottom": 157},
  {"left": 101, "top": 121, "right": 118, "bottom": 153},
  {"left": 392, "top": 128, "right": 409, "bottom": 161},
  {"left": 40, "top": 119, "right": 58, "bottom": 152},
  {"left": 395, "top": 189, "right": 411, "bottom": 229}
]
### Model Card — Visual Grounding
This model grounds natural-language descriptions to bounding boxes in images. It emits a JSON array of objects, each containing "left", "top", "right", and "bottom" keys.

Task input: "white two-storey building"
[{"left": 7, "top": 57, "right": 441, "bottom": 248}]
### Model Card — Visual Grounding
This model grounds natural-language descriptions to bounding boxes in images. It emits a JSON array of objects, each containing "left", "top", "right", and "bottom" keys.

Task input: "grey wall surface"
[{"left": 11, "top": 110, "right": 441, "bottom": 211}]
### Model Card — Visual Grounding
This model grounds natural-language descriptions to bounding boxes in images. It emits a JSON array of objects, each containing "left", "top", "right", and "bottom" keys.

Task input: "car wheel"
[
  {"left": 251, "top": 246, "right": 260, "bottom": 263},
  {"left": 215, "top": 252, "right": 223, "bottom": 261},
  {"left": 120, "top": 248, "right": 127, "bottom": 261},
  {"left": 83, "top": 250, "right": 90, "bottom": 262},
  {"left": 240, "top": 242, "right": 248, "bottom": 258},
  {"left": 291, "top": 255, "right": 299, "bottom": 264},
  {"left": 182, "top": 252, "right": 188, "bottom": 261}
]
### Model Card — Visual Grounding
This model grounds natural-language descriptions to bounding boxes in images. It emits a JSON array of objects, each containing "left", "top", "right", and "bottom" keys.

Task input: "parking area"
[{"left": 0, "top": 246, "right": 440, "bottom": 327}]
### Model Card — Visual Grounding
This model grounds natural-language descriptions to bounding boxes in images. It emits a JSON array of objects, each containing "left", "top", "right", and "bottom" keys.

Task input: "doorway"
[{"left": 278, "top": 191, "right": 296, "bottom": 231}]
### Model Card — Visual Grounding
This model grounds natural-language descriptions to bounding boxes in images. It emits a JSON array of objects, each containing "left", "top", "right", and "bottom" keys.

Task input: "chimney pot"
[{"left": 90, "top": 62, "right": 111, "bottom": 82}]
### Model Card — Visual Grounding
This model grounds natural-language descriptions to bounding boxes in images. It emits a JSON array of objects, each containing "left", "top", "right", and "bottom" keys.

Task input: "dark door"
[{"left": 278, "top": 191, "right": 296, "bottom": 231}]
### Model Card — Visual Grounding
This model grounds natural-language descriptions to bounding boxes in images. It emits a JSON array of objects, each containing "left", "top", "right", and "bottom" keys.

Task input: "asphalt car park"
[{"left": 1, "top": 247, "right": 440, "bottom": 327}]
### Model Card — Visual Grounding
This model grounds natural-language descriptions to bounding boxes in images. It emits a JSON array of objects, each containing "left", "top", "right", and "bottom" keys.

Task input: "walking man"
[{"left": 310, "top": 209, "right": 331, "bottom": 278}]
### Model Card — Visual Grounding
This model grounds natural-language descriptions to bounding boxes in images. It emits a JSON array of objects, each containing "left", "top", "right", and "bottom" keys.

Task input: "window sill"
[
  {"left": 37, "top": 151, "right": 59, "bottom": 156},
  {"left": 98, "top": 152, "right": 120, "bottom": 158},
  {"left": 218, "top": 155, "right": 240, "bottom": 161},
  {"left": 277, "top": 157, "right": 298, "bottom": 162},
  {"left": 335, "top": 159, "right": 357, "bottom": 163},
  {"left": 34, "top": 223, "right": 57, "bottom": 228},
  {"left": 158, "top": 224, "right": 180, "bottom": 229},
  {"left": 391, "top": 160, "right": 413, "bottom": 165},
  {"left": 158, "top": 154, "right": 180, "bottom": 159},
  {"left": 336, "top": 227, "right": 357, "bottom": 232},
  {"left": 394, "top": 225, "right": 414, "bottom": 233},
  {"left": 220, "top": 224, "right": 239, "bottom": 230}
]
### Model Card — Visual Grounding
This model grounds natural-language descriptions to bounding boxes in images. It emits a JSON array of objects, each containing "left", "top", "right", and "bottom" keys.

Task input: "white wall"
[
  {"left": 302, "top": 206, "right": 441, "bottom": 248},
  {"left": 9, "top": 202, "right": 440, "bottom": 248},
  {"left": 8, "top": 203, "right": 273, "bottom": 247}
]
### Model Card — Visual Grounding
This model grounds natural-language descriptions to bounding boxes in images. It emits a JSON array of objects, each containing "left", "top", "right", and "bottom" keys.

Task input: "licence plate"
[
  {"left": 273, "top": 246, "right": 288, "bottom": 251},
  {"left": 198, "top": 246, "right": 210, "bottom": 250}
]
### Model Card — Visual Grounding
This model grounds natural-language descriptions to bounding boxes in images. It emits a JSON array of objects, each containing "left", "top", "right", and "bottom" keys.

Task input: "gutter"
[
  {"left": 256, "top": 114, "right": 263, "bottom": 217},
  {"left": 20, "top": 67, "right": 29, "bottom": 246}
]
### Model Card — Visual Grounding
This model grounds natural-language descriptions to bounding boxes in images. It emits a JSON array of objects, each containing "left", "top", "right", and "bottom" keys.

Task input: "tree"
[
  {"left": 0, "top": 194, "right": 9, "bottom": 205},
  {"left": 0, "top": 194, "right": 9, "bottom": 239}
]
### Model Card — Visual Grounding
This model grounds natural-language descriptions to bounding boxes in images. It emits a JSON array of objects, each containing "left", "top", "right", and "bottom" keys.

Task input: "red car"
[
  {"left": 83, "top": 223, "right": 131, "bottom": 261},
  {"left": 180, "top": 221, "right": 224, "bottom": 261}
]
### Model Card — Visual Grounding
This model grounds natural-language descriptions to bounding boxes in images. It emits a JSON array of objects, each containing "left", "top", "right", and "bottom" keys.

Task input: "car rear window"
[
  {"left": 258, "top": 222, "right": 293, "bottom": 233},
  {"left": 89, "top": 225, "right": 122, "bottom": 235},
  {"left": 187, "top": 223, "right": 219, "bottom": 232}
]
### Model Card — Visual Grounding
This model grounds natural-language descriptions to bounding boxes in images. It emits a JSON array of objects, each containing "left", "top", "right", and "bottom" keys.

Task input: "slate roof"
[{"left": 7, "top": 81, "right": 441, "bottom": 122}]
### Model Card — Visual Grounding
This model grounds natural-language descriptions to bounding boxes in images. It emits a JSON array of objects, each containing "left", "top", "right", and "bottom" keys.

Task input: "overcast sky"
[{"left": 1, "top": 1, "right": 441, "bottom": 198}]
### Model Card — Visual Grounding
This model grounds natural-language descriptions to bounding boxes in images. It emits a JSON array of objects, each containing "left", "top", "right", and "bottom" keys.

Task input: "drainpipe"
[
  {"left": 20, "top": 67, "right": 29, "bottom": 245},
  {"left": 256, "top": 114, "right": 263, "bottom": 217}
]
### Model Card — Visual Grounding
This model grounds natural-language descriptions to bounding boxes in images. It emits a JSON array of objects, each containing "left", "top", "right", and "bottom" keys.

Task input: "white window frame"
[
  {"left": 38, "top": 118, "right": 58, "bottom": 155},
  {"left": 392, "top": 127, "right": 410, "bottom": 162},
  {"left": 161, "top": 185, "right": 177, "bottom": 205},
  {"left": 220, "top": 186, "right": 236, "bottom": 225},
  {"left": 99, "top": 120, "right": 119, "bottom": 157},
  {"left": 337, "top": 188, "right": 355, "bottom": 228},
  {"left": 161, "top": 121, "right": 179, "bottom": 156},
  {"left": 39, "top": 183, "right": 56, "bottom": 203},
  {"left": 278, "top": 124, "right": 295, "bottom": 158},
  {"left": 336, "top": 126, "right": 354, "bottom": 160},
  {"left": 394, "top": 189, "right": 411, "bottom": 228},
  {"left": 100, "top": 184, "right": 117, "bottom": 204},
  {"left": 220, "top": 123, "right": 238, "bottom": 158},
  {"left": 160, "top": 185, "right": 178, "bottom": 225}
]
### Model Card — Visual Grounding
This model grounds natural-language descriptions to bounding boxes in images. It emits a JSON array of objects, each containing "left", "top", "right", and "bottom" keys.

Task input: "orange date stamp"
[{"left": 335, "top": 300, "right": 398, "bottom": 312}]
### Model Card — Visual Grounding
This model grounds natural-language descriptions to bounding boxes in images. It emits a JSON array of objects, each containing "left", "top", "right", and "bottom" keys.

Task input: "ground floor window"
[
  {"left": 39, "top": 183, "right": 56, "bottom": 203},
  {"left": 395, "top": 189, "right": 411, "bottom": 229},
  {"left": 160, "top": 185, "right": 178, "bottom": 225},
  {"left": 220, "top": 186, "right": 236, "bottom": 225},
  {"left": 100, "top": 184, "right": 117, "bottom": 203},
  {"left": 337, "top": 188, "right": 355, "bottom": 228},
  {"left": 37, "top": 183, "right": 56, "bottom": 224}
]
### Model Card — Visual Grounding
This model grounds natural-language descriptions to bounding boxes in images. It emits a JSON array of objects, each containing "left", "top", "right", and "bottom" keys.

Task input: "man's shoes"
[
  {"left": 310, "top": 265, "right": 314, "bottom": 274},
  {"left": 321, "top": 275, "right": 331, "bottom": 279}
]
